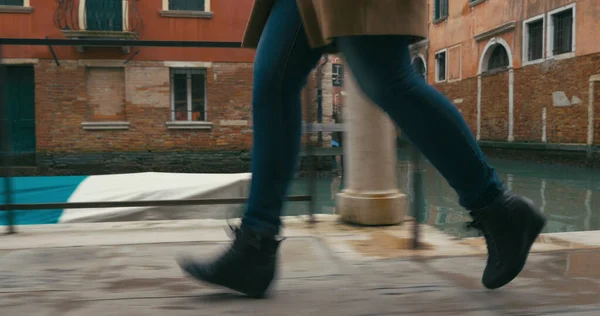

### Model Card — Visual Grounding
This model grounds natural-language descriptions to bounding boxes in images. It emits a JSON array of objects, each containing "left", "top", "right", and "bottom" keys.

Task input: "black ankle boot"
[
  {"left": 467, "top": 190, "right": 547, "bottom": 290},
  {"left": 176, "top": 225, "right": 282, "bottom": 298}
]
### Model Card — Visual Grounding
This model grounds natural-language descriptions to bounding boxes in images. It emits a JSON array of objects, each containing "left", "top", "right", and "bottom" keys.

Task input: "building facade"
[
  {"left": 417, "top": 0, "right": 600, "bottom": 145},
  {"left": 1, "top": 0, "right": 260, "bottom": 172}
]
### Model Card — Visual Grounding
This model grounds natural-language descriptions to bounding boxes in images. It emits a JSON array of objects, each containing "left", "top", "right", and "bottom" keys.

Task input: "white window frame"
[
  {"left": 435, "top": 49, "right": 448, "bottom": 83},
  {"left": 522, "top": 13, "right": 546, "bottom": 66},
  {"left": 546, "top": 3, "right": 576, "bottom": 60},
  {"left": 448, "top": 44, "right": 462, "bottom": 82},
  {"left": 162, "top": 0, "right": 211, "bottom": 12},
  {"left": 170, "top": 68, "right": 208, "bottom": 122}
]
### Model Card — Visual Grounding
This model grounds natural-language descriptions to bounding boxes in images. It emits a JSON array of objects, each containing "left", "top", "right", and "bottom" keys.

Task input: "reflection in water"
[
  {"left": 287, "top": 149, "right": 600, "bottom": 238},
  {"left": 585, "top": 189, "right": 592, "bottom": 231},
  {"left": 507, "top": 173, "right": 514, "bottom": 191},
  {"left": 540, "top": 179, "right": 547, "bottom": 214}
]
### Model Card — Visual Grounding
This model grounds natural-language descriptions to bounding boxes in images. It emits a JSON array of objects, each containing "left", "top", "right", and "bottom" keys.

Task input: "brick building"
[
  {"left": 1, "top": 0, "right": 262, "bottom": 173},
  {"left": 412, "top": 0, "right": 600, "bottom": 146}
]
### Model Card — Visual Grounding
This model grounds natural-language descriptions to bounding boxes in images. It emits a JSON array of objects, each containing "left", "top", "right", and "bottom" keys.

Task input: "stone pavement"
[{"left": 2, "top": 215, "right": 600, "bottom": 315}]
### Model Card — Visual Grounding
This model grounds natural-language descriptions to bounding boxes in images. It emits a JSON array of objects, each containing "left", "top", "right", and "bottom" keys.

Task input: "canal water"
[
  {"left": 2, "top": 149, "right": 599, "bottom": 238},
  {"left": 286, "top": 149, "right": 600, "bottom": 238}
]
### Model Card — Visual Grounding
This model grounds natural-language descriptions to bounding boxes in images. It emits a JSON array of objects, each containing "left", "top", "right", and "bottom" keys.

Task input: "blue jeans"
[{"left": 241, "top": 0, "right": 504, "bottom": 236}]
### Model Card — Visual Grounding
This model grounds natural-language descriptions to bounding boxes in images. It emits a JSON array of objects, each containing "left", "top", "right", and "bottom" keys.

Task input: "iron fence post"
[
  {"left": 0, "top": 43, "right": 16, "bottom": 234},
  {"left": 410, "top": 146, "right": 424, "bottom": 249}
]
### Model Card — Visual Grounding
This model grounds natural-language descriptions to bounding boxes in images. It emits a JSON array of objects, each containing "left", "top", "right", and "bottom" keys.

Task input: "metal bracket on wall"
[
  {"left": 46, "top": 36, "right": 60, "bottom": 66},
  {"left": 124, "top": 50, "right": 140, "bottom": 64}
]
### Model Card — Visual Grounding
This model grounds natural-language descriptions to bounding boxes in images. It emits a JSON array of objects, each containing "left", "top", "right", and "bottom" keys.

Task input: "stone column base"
[{"left": 336, "top": 190, "right": 408, "bottom": 226}]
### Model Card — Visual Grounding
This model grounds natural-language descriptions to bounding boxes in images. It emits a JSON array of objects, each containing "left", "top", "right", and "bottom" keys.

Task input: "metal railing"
[
  {"left": 0, "top": 37, "right": 321, "bottom": 235},
  {"left": 0, "top": 37, "right": 423, "bottom": 250},
  {"left": 54, "top": 0, "right": 142, "bottom": 33}
]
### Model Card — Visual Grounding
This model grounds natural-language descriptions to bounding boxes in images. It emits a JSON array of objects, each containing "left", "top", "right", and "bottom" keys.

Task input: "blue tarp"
[{"left": 0, "top": 176, "right": 87, "bottom": 225}]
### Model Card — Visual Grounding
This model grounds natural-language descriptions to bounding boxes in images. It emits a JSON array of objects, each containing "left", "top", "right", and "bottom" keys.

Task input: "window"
[
  {"left": 0, "top": 0, "right": 24, "bottom": 5},
  {"left": 434, "top": 0, "right": 448, "bottom": 21},
  {"left": 169, "top": 0, "right": 205, "bottom": 11},
  {"left": 170, "top": 68, "right": 207, "bottom": 122},
  {"left": 487, "top": 45, "right": 509, "bottom": 71},
  {"left": 332, "top": 63, "right": 344, "bottom": 87},
  {"left": 411, "top": 57, "right": 426, "bottom": 81},
  {"left": 523, "top": 15, "right": 545, "bottom": 63},
  {"left": 551, "top": 9, "right": 573, "bottom": 55},
  {"left": 435, "top": 50, "right": 447, "bottom": 82},
  {"left": 547, "top": 4, "right": 576, "bottom": 58}
]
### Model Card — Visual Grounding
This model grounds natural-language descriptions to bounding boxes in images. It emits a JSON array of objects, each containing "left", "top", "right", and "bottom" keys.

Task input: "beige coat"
[{"left": 241, "top": 0, "right": 428, "bottom": 51}]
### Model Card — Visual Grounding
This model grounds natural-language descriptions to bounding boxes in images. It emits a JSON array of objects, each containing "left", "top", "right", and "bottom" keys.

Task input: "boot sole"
[
  {"left": 484, "top": 201, "right": 547, "bottom": 290},
  {"left": 177, "top": 258, "right": 273, "bottom": 299}
]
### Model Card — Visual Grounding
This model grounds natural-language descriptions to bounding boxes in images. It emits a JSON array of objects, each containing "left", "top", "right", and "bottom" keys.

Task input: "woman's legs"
[
  {"left": 241, "top": 0, "right": 327, "bottom": 237},
  {"left": 337, "top": 35, "right": 503, "bottom": 210},
  {"left": 336, "top": 35, "right": 546, "bottom": 290},
  {"left": 177, "top": 0, "right": 326, "bottom": 297}
]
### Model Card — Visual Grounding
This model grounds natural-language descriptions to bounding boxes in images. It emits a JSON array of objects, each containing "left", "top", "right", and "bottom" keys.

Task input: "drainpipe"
[{"left": 316, "top": 55, "right": 328, "bottom": 144}]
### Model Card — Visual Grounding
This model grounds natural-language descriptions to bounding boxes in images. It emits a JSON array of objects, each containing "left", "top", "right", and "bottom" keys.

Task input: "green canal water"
[{"left": 286, "top": 149, "right": 600, "bottom": 238}]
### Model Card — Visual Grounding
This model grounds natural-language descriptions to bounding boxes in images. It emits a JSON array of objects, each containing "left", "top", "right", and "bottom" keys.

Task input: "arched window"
[
  {"left": 487, "top": 45, "right": 509, "bottom": 71},
  {"left": 411, "top": 57, "right": 426, "bottom": 80}
]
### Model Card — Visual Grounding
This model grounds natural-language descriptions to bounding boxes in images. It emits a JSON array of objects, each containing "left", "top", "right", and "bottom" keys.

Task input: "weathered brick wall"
[
  {"left": 36, "top": 61, "right": 87, "bottom": 151},
  {"left": 433, "top": 53, "right": 600, "bottom": 144},
  {"left": 480, "top": 71, "right": 509, "bottom": 141},
  {"left": 433, "top": 77, "right": 478, "bottom": 135},
  {"left": 32, "top": 59, "right": 337, "bottom": 174},
  {"left": 86, "top": 67, "right": 126, "bottom": 121},
  {"left": 514, "top": 64, "right": 544, "bottom": 142},
  {"left": 35, "top": 60, "right": 254, "bottom": 153},
  {"left": 514, "top": 56, "right": 594, "bottom": 143}
]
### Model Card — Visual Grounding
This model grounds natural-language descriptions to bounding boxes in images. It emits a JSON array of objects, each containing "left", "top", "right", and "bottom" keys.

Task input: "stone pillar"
[{"left": 336, "top": 71, "right": 407, "bottom": 225}]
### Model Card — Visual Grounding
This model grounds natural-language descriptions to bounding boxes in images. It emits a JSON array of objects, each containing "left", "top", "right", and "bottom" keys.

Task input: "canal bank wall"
[
  {"left": 6, "top": 140, "right": 600, "bottom": 176},
  {"left": 6, "top": 150, "right": 337, "bottom": 176}
]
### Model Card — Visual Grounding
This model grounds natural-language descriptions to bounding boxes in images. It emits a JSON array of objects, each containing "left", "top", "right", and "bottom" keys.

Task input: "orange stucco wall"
[
  {"left": 0, "top": 0, "right": 256, "bottom": 62},
  {"left": 428, "top": 0, "right": 600, "bottom": 81}
]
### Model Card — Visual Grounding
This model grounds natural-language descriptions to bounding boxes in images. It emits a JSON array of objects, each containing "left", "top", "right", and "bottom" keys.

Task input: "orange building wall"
[
  {"left": 428, "top": 0, "right": 600, "bottom": 145},
  {"left": 0, "top": 0, "right": 256, "bottom": 62},
  {"left": 428, "top": 0, "right": 600, "bottom": 81}
]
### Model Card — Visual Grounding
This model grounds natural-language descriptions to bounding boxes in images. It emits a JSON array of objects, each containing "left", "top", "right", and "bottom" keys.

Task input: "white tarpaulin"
[{"left": 59, "top": 172, "right": 251, "bottom": 223}]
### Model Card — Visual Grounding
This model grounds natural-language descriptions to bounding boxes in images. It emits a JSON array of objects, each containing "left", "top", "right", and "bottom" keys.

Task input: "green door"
[
  {"left": 86, "top": 0, "right": 123, "bottom": 31},
  {"left": 4, "top": 66, "right": 36, "bottom": 158}
]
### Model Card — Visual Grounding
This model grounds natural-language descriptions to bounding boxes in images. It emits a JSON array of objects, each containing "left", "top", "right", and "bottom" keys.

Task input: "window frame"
[
  {"left": 469, "top": 0, "right": 486, "bottom": 7},
  {"left": 434, "top": 49, "right": 448, "bottom": 83},
  {"left": 169, "top": 68, "right": 208, "bottom": 122},
  {"left": 162, "top": 0, "right": 210, "bottom": 12},
  {"left": 522, "top": 13, "right": 546, "bottom": 66},
  {"left": 0, "top": 0, "right": 32, "bottom": 13},
  {"left": 0, "top": 0, "right": 27, "bottom": 6},
  {"left": 447, "top": 44, "right": 462, "bottom": 82},
  {"left": 486, "top": 45, "right": 510, "bottom": 73},
  {"left": 433, "top": 0, "right": 449, "bottom": 22},
  {"left": 546, "top": 3, "right": 576, "bottom": 60}
]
